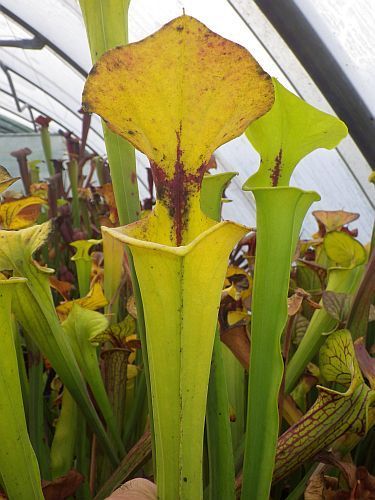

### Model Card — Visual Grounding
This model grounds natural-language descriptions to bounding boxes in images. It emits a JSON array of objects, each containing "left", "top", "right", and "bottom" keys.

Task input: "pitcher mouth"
[
  {"left": 102, "top": 216, "right": 249, "bottom": 257},
  {"left": 0, "top": 276, "right": 27, "bottom": 285},
  {"left": 242, "top": 184, "right": 321, "bottom": 197}
]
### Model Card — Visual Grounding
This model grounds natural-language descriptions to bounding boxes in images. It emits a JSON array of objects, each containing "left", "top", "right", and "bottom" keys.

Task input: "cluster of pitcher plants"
[{"left": 0, "top": 3, "right": 374, "bottom": 500}]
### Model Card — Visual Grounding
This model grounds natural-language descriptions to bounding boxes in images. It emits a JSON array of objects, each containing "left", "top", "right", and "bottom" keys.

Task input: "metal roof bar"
[
  {"left": 252, "top": 0, "right": 375, "bottom": 170},
  {"left": 0, "top": 36, "right": 45, "bottom": 50},
  {"left": 0, "top": 87, "right": 97, "bottom": 154},
  {"left": 0, "top": 5, "right": 87, "bottom": 77}
]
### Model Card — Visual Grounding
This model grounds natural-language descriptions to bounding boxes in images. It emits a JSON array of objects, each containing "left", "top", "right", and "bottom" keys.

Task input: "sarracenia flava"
[
  {"left": 241, "top": 79, "right": 348, "bottom": 499},
  {"left": 83, "top": 15, "right": 274, "bottom": 499}
]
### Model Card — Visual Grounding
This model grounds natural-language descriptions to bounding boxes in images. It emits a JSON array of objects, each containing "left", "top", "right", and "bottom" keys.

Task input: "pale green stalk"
[
  {"left": 26, "top": 337, "right": 51, "bottom": 480},
  {"left": 40, "top": 126, "right": 54, "bottom": 176},
  {"left": 0, "top": 278, "right": 44, "bottom": 500},
  {"left": 241, "top": 187, "right": 319, "bottom": 500},
  {"left": 63, "top": 305, "right": 125, "bottom": 457},
  {"left": 68, "top": 160, "right": 81, "bottom": 229},
  {"left": 123, "top": 370, "right": 147, "bottom": 447},
  {"left": 71, "top": 239, "right": 101, "bottom": 297},
  {"left": 102, "top": 230, "right": 124, "bottom": 323},
  {"left": 50, "top": 389, "right": 78, "bottom": 478},
  {"left": 79, "top": 2, "right": 153, "bottom": 468},
  {"left": 79, "top": 0, "right": 139, "bottom": 226},
  {"left": 240, "top": 77, "right": 348, "bottom": 499},
  {"left": 82, "top": 16, "right": 275, "bottom": 499},
  {"left": 76, "top": 412, "right": 92, "bottom": 500},
  {"left": 12, "top": 317, "right": 30, "bottom": 417},
  {"left": 222, "top": 344, "right": 246, "bottom": 458},
  {"left": 206, "top": 334, "right": 236, "bottom": 500},
  {"left": 202, "top": 172, "right": 237, "bottom": 500}
]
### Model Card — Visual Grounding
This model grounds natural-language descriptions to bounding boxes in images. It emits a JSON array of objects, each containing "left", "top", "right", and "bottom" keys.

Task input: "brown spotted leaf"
[
  {"left": 83, "top": 16, "right": 274, "bottom": 182},
  {"left": 42, "top": 469, "right": 84, "bottom": 500},
  {"left": 0, "top": 165, "right": 20, "bottom": 193},
  {"left": 83, "top": 15, "right": 273, "bottom": 245},
  {"left": 98, "top": 183, "right": 118, "bottom": 224},
  {"left": 49, "top": 276, "right": 74, "bottom": 300}
]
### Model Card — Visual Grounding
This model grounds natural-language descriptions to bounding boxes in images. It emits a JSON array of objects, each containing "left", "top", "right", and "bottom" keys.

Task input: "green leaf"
[
  {"left": 50, "top": 389, "right": 78, "bottom": 479},
  {"left": 63, "top": 304, "right": 125, "bottom": 456},
  {"left": 243, "top": 79, "right": 348, "bottom": 189},
  {"left": 322, "top": 290, "right": 352, "bottom": 322},
  {"left": 319, "top": 329, "right": 363, "bottom": 390},
  {"left": 324, "top": 231, "right": 367, "bottom": 269},
  {"left": 285, "top": 261, "right": 365, "bottom": 395},
  {"left": 201, "top": 172, "right": 237, "bottom": 221},
  {"left": 0, "top": 278, "right": 44, "bottom": 500}
]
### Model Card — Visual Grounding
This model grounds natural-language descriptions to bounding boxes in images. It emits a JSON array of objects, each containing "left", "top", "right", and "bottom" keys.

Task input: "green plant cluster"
[{"left": 0, "top": 5, "right": 374, "bottom": 500}]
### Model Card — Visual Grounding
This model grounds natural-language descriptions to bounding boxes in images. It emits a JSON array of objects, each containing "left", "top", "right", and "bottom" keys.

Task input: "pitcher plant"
[
  {"left": 83, "top": 15, "right": 274, "bottom": 499},
  {"left": 241, "top": 79, "right": 348, "bottom": 499}
]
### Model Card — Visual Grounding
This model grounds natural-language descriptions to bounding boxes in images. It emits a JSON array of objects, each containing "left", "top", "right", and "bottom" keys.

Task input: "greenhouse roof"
[{"left": 0, "top": 0, "right": 374, "bottom": 240}]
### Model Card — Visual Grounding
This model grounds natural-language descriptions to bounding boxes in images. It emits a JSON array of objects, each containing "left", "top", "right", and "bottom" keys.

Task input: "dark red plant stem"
[
  {"left": 10, "top": 148, "right": 32, "bottom": 194},
  {"left": 347, "top": 246, "right": 375, "bottom": 342},
  {"left": 79, "top": 110, "right": 91, "bottom": 161}
]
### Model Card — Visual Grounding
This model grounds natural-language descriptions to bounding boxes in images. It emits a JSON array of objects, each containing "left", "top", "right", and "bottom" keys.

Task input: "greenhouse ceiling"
[{"left": 0, "top": 0, "right": 374, "bottom": 240}]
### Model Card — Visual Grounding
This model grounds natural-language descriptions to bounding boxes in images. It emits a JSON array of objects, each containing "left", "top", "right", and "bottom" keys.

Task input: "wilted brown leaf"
[
  {"left": 313, "top": 210, "right": 359, "bottom": 236},
  {"left": 220, "top": 325, "right": 250, "bottom": 370},
  {"left": 42, "top": 469, "right": 84, "bottom": 500},
  {"left": 50, "top": 276, "right": 74, "bottom": 300},
  {"left": 98, "top": 183, "right": 118, "bottom": 224},
  {"left": 288, "top": 288, "right": 321, "bottom": 316},
  {"left": 127, "top": 296, "right": 138, "bottom": 319},
  {"left": 288, "top": 291, "right": 305, "bottom": 316}
]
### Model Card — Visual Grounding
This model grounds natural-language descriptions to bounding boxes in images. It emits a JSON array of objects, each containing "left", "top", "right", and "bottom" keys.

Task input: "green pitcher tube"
[
  {"left": 241, "top": 186, "right": 319, "bottom": 500},
  {"left": 0, "top": 278, "right": 44, "bottom": 500},
  {"left": 285, "top": 263, "right": 365, "bottom": 394}
]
